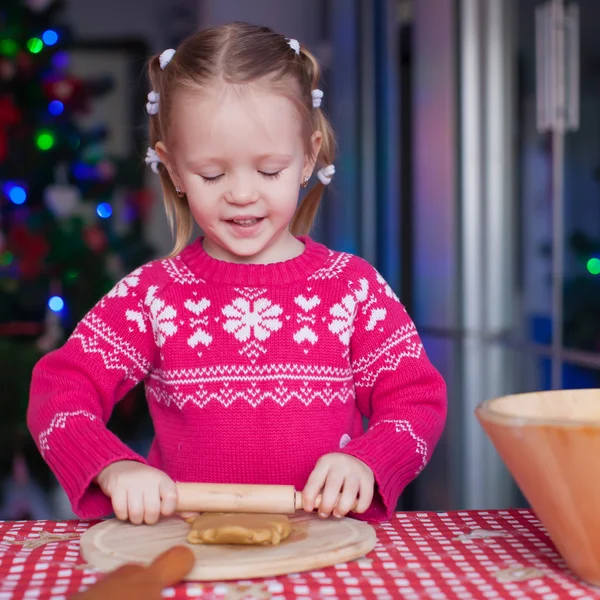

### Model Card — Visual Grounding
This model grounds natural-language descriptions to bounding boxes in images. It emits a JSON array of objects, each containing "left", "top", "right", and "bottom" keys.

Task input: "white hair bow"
[
  {"left": 317, "top": 164, "right": 335, "bottom": 185},
  {"left": 287, "top": 38, "right": 300, "bottom": 55},
  {"left": 159, "top": 48, "right": 176, "bottom": 70},
  {"left": 146, "top": 91, "right": 160, "bottom": 115},
  {"left": 145, "top": 147, "right": 162, "bottom": 174},
  {"left": 311, "top": 89, "right": 323, "bottom": 109}
]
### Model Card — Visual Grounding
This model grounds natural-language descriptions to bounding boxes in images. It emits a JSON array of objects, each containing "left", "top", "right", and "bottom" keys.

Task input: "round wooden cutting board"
[{"left": 80, "top": 512, "right": 378, "bottom": 581}]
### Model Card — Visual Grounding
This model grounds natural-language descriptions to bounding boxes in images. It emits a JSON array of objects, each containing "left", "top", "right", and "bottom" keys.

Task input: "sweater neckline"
[{"left": 180, "top": 235, "right": 329, "bottom": 285}]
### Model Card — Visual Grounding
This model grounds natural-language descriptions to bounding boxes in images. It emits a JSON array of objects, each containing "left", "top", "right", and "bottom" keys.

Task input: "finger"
[
  {"left": 178, "top": 511, "right": 200, "bottom": 523},
  {"left": 143, "top": 488, "right": 161, "bottom": 525},
  {"left": 160, "top": 481, "right": 178, "bottom": 517},
  {"left": 319, "top": 472, "right": 344, "bottom": 518},
  {"left": 127, "top": 489, "right": 144, "bottom": 525},
  {"left": 333, "top": 478, "right": 360, "bottom": 519},
  {"left": 355, "top": 479, "right": 375, "bottom": 514},
  {"left": 111, "top": 488, "right": 128, "bottom": 522},
  {"left": 150, "top": 545, "right": 195, "bottom": 587},
  {"left": 302, "top": 462, "right": 329, "bottom": 513}
]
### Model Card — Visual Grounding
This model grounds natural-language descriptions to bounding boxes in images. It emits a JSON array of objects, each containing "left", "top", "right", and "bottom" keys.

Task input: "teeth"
[{"left": 232, "top": 219, "right": 258, "bottom": 226}]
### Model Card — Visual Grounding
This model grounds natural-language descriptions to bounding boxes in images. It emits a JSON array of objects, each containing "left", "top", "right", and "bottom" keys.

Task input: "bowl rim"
[{"left": 475, "top": 388, "right": 600, "bottom": 427}]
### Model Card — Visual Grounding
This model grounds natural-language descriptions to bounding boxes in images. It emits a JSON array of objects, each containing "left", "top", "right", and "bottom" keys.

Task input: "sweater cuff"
[
  {"left": 42, "top": 422, "right": 147, "bottom": 519},
  {"left": 339, "top": 426, "right": 427, "bottom": 520}
]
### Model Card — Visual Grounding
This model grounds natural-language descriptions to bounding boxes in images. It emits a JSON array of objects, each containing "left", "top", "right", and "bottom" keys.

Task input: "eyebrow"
[{"left": 187, "top": 153, "right": 294, "bottom": 166}]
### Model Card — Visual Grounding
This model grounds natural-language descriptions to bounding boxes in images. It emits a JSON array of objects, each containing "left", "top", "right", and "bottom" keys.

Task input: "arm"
[
  {"left": 27, "top": 270, "right": 163, "bottom": 518},
  {"left": 339, "top": 264, "right": 447, "bottom": 520}
]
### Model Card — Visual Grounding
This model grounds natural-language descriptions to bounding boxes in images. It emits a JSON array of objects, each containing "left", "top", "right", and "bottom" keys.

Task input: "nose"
[{"left": 225, "top": 176, "right": 259, "bottom": 206}]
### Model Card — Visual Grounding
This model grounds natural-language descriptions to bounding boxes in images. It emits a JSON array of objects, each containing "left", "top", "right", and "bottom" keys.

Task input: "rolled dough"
[{"left": 187, "top": 513, "right": 293, "bottom": 546}]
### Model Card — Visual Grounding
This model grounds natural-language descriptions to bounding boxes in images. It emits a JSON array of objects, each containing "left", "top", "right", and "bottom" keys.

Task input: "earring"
[
  {"left": 175, "top": 186, "right": 185, "bottom": 198},
  {"left": 301, "top": 175, "right": 309, "bottom": 188}
]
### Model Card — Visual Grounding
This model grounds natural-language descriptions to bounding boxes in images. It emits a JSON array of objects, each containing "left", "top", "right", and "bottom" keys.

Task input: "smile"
[{"left": 228, "top": 218, "right": 264, "bottom": 227}]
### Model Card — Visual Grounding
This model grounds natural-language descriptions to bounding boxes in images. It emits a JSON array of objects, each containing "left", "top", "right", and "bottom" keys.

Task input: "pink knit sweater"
[{"left": 27, "top": 236, "right": 447, "bottom": 521}]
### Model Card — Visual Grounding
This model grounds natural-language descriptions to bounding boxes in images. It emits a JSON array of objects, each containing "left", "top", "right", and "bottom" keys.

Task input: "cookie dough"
[{"left": 187, "top": 513, "right": 292, "bottom": 546}]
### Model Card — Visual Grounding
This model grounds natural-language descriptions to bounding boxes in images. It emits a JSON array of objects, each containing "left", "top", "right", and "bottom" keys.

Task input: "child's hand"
[
  {"left": 96, "top": 460, "right": 178, "bottom": 525},
  {"left": 302, "top": 453, "right": 374, "bottom": 519}
]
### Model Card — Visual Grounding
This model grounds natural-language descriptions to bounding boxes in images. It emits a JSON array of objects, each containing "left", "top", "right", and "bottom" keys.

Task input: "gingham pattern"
[{"left": 0, "top": 510, "right": 598, "bottom": 599}]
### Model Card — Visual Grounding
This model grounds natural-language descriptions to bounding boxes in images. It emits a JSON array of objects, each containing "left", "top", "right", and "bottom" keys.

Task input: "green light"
[
  {"left": 0, "top": 251, "right": 13, "bottom": 267},
  {"left": 0, "top": 39, "right": 18, "bottom": 57},
  {"left": 36, "top": 130, "right": 55, "bottom": 150},
  {"left": 66, "top": 270, "right": 78, "bottom": 280},
  {"left": 27, "top": 38, "right": 43, "bottom": 54},
  {"left": 587, "top": 258, "right": 600, "bottom": 275}
]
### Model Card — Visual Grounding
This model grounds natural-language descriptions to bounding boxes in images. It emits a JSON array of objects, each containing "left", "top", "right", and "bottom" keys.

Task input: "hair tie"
[
  {"left": 146, "top": 91, "right": 160, "bottom": 115},
  {"left": 317, "top": 164, "right": 335, "bottom": 185},
  {"left": 311, "top": 89, "right": 323, "bottom": 109},
  {"left": 159, "top": 48, "right": 176, "bottom": 70},
  {"left": 145, "top": 147, "right": 162, "bottom": 174},
  {"left": 286, "top": 38, "right": 300, "bottom": 55}
]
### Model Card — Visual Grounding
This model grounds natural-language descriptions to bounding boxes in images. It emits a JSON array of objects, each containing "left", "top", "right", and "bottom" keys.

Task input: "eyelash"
[{"left": 200, "top": 171, "right": 283, "bottom": 184}]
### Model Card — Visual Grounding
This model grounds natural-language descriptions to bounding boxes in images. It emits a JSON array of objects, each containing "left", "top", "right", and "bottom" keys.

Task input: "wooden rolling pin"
[{"left": 176, "top": 483, "right": 356, "bottom": 514}]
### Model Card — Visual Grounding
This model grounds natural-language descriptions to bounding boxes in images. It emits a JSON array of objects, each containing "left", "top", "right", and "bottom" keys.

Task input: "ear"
[
  {"left": 155, "top": 141, "right": 185, "bottom": 191},
  {"left": 302, "top": 130, "right": 323, "bottom": 180}
]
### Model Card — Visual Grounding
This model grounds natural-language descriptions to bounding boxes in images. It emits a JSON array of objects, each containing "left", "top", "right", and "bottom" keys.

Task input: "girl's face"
[{"left": 157, "top": 83, "right": 321, "bottom": 264}]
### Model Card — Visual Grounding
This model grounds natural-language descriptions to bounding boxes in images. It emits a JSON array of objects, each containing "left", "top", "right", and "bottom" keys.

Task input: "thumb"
[{"left": 178, "top": 511, "right": 200, "bottom": 523}]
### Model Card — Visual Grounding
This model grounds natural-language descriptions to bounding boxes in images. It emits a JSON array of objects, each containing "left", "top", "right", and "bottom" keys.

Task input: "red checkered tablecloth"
[{"left": 0, "top": 510, "right": 599, "bottom": 599}]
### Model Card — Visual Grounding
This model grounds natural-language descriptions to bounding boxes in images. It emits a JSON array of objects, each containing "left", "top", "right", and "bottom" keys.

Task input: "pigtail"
[
  {"left": 147, "top": 53, "right": 194, "bottom": 257},
  {"left": 290, "top": 48, "right": 336, "bottom": 237}
]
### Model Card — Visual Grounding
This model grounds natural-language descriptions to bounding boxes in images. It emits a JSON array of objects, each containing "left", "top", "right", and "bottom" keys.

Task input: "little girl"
[{"left": 27, "top": 22, "right": 447, "bottom": 525}]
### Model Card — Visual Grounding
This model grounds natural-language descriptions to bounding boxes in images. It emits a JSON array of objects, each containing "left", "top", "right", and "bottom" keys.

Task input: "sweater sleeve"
[
  {"left": 338, "top": 262, "right": 447, "bottom": 521},
  {"left": 26, "top": 266, "right": 160, "bottom": 518}
]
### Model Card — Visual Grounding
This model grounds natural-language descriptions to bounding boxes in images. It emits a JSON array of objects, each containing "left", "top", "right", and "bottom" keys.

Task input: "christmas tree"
[{"left": 0, "top": 0, "right": 154, "bottom": 516}]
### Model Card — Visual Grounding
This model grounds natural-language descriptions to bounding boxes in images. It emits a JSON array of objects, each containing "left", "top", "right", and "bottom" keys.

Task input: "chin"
[{"left": 219, "top": 237, "right": 270, "bottom": 262}]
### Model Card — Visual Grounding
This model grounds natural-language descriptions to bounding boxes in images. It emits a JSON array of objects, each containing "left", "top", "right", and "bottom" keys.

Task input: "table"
[{"left": 0, "top": 509, "right": 598, "bottom": 599}]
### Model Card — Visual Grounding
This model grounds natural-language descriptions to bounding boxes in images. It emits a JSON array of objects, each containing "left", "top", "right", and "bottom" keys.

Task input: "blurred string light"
[
  {"left": 48, "top": 100, "right": 64, "bottom": 115},
  {"left": 51, "top": 51, "right": 70, "bottom": 70},
  {"left": 36, "top": 130, "right": 55, "bottom": 150},
  {"left": 0, "top": 39, "right": 19, "bottom": 57},
  {"left": 96, "top": 202, "right": 112, "bottom": 218},
  {"left": 42, "top": 30, "right": 59, "bottom": 46},
  {"left": 73, "top": 162, "right": 96, "bottom": 180},
  {"left": 587, "top": 258, "right": 600, "bottom": 275},
  {"left": 48, "top": 296, "right": 64, "bottom": 312},
  {"left": 27, "top": 37, "right": 43, "bottom": 54},
  {"left": 3, "top": 182, "right": 27, "bottom": 205}
]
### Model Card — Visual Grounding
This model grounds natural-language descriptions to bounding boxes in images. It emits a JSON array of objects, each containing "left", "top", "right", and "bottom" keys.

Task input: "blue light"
[
  {"left": 73, "top": 161, "right": 95, "bottom": 180},
  {"left": 48, "top": 100, "right": 64, "bottom": 115},
  {"left": 4, "top": 183, "right": 27, "bottom": 205},
  {"left": 96, "top": 202, "right": 112, "bottom": 218},
  {"left": 42, "top": 30, "right": 59, "bottom": 46},
  {"left": 48, "top": 296, "right": 64, "bottom": 312},
  {"left": 51, "top": 50, "right": 69, "bottom": 70}
]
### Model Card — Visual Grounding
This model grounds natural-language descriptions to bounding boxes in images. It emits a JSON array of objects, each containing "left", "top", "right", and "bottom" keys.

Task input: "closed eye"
[
  {"left": 260, "top": 170, "right": 282, "bottom": 180},
  {"left": 200, "top": 174, "right": 223, "bottom": 184}
]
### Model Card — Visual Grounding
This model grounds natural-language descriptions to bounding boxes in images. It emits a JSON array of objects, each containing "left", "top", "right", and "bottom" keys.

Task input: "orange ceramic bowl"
[{"left": 476, "top": 389, "right": 600, "bottom": 586}]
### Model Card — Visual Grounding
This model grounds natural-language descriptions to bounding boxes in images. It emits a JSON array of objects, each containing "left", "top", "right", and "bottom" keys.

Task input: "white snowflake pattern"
[
  {"left": 185, "top": 298, "right": 213, "bottom": 348},
  {"left": 352, "top": 278, "right": 369, "bottom": 302},
  {"left": 366, "top": 307, "right": 387, "bottom": 331},
  {"left": 107, "top": 267, "right": 143, "bottom": 298},
  {"left": 222, "top": 297, "right": 283, "bottom": 342},
  {"left": 126, "top": 285, "right": 177, "bottom": 347},
  {"left": 328, "top": 294, "right": 358, "bottom": 345},
  {"left": 328, "top": 279, "right": 371, "bottom": 345},
  {"left": 375, "top": 270, "right": 400, "bottom": 302}
]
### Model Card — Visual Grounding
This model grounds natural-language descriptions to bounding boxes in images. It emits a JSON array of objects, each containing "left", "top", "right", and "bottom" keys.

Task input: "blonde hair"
[{"left": 147, "top": 22, "right": 336, "bottom": 257}]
